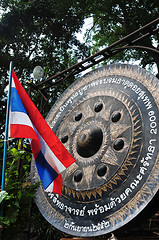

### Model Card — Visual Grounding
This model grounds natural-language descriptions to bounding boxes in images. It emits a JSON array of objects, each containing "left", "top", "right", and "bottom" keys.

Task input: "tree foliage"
[
  {"left": 85, "top": 0, "right": 159, "bottom": 74},
  {"left": 0, "top": 140, "right": 40, "bottom": 240}
]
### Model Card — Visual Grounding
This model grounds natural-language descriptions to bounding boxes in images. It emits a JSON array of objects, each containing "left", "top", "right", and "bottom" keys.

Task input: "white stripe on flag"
[
  {"left": 45, "top": 182, "right": 54, "bottom": 192},
  {"left": 35, "top": 130, "right": 66, "bottom": 174},
  {"left": 12, "top": 79, "right": 16, "bottom": 88},
  {"left": 10, "top": 111, "right": 34, "bottom": 128}
]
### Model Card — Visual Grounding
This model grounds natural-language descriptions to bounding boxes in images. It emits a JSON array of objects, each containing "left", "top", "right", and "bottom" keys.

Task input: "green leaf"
[{"left": 0, "top": 190, "right": 9, "bottom": 203}]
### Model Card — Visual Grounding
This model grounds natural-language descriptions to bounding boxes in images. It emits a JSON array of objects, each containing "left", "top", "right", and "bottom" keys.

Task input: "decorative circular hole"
[
  {"left": 111, "top": 111, "right": 121, "bottom": 123},
  {"left": 113, "top": 138, "right": 124, "bottom": 151},
  {"left": 97, "top": 164, "right": 107, "bottom": 177},
  {"left": 94, "top": 103, "right": 103, "bottom": 112},
  {"left": 61, "top": 135, "right": 68, "bottom": 144},
  {"left": 74, "top": 170, "right": 83, "bottom": 182},
  {"left": 75, "top": 113, "right": 82, "bottom": 121}
]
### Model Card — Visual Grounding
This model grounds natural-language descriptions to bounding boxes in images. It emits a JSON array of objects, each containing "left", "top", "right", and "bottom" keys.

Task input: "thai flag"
[{"left": 8, "top": 70, "right": 75, "bottom": 195}]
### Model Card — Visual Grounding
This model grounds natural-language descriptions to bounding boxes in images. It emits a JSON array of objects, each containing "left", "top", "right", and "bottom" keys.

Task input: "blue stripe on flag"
[
  {"left": 36, "top": 151, "right": 58, "bottom": 189},
  {"left": 11, "top": 88, "right": 27, "bottom": 113}
]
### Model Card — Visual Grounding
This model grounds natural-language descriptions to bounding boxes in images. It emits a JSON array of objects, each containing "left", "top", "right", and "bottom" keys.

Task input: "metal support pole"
[{"left": 1, "top": 61, "right": 13, "bottom": 191}]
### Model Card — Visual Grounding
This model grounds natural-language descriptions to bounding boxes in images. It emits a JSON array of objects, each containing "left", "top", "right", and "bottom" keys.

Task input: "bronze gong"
[{"left": 31, "top": 64, "right": 159, "bottom": 236}]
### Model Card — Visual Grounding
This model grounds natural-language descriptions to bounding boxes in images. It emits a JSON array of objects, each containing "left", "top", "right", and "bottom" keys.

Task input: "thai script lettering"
[
  {"left": 119, "top": 78, "right": 152, "bottom": 109},
  {"left": 48, "top": 193, "right": 86, "bottom": 217},
  {"left": 145, "top": 139, "right": 156, "bottom": 161},
  {"left": 64, "top": 219, "right": 110, "bottom": 232}
]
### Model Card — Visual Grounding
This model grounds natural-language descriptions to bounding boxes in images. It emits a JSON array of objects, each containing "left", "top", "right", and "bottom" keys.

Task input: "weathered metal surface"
[{"left": 31, "top": 64, "right": 159, "bottom": 237}]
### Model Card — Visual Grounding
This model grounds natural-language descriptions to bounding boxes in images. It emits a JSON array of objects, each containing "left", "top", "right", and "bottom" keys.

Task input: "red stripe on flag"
[
  {"left": 53, "top": 174, "right": 63, "bottom": 196},
  {"left": 10, "top": 124, "right": 40, "bottom": 159},
  {"left": 12, "top": 70, "right": 75, "bottom": 167}
]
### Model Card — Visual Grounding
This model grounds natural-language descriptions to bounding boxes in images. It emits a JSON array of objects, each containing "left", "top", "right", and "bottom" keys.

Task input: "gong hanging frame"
[{"left": 31, "top": 63, "right": 159, "bottom": 237}]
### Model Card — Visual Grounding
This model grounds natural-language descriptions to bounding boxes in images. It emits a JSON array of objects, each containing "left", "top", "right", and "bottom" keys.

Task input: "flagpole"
[{"left": 1, "top": 61, "right": 13, "bottom": 191}]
